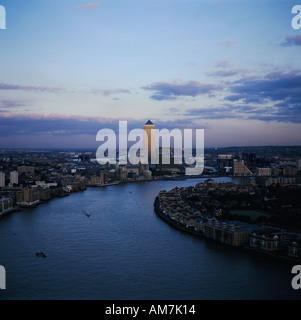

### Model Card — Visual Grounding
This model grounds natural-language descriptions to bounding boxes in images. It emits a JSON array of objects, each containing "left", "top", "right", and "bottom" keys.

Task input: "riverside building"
[{"left": 204, "top": 219, "right": 261, "bottom": 247}]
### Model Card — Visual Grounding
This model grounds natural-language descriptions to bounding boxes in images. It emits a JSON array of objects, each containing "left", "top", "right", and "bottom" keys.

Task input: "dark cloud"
[
  {"left": 281, "top": 35, "right": 301, "bottom": 47},
  {"left": 188, "top": 69, "right": 301, "bottom": 123},
  {"left": 149, "top": 94, "right": 177, "bottom": 101},
  {"left": 0, "top": 114, "right": 116, "bottom": 137},
  {"left": 0, "top": 83, "right": 67, "bottom": 93},
  {"left": 2, "top": 66, "right": 300, "bottom": 142},
  {"left": 143, "top": 81, "right": 224, "bottom": 101},
  {"left": 143, "top": 69, "right": 301, "bottom": 123},
  {"left": 0, "top": 113, "right": 211, "bottom": 141},
  {"left": 225, "top": 70, "right": 301, "bottom": 105}
]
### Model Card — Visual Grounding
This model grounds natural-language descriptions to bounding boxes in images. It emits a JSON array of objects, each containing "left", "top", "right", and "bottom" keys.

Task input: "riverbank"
[
  {"left": 154, "top": 194, "right": 301, "bottom": 265},
  {"left": 87, "top": 173, "right": 229, "bottom": 188},
  {"left": 0, "top": 207, "right": 22, "bottom": 219},
  {"left": 154, "top": 196, "right": 204, "bottom": 238}
]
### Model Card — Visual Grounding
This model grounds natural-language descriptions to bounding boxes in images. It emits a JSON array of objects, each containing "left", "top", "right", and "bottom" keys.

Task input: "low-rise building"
[
  {"left": 89, "top": 173, "right": 105, "bottom": 185},
  {"left": 204, "top": 219, "right": 259, "bottom": 247},
  {"left": 0, "top": 198, "right": 14, "bottom": 214},
  {"left": 249, "top": 231, "right": 280, "bottom": 252},
  {"left": 23, "top": 187, "right": 39, "bottom": 203},
  {"left": 38, "top": 188, "right": 52, "bottom": 201},
  {"left": 288, "top": 240, "right": 301, "bottom": 260},
  {"left": 256, "top": 168, "right": 272, "bottom": 176}
]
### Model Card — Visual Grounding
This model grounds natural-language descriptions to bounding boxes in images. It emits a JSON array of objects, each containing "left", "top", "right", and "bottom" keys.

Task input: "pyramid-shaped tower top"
[{"left": 145, "top": 120, "right": 154, "bottom": 125}]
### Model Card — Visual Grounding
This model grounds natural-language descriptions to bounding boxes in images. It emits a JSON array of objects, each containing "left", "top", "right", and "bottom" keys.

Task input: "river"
[{"left": 0, "top": 177, "right": 300, "bottom": 300}]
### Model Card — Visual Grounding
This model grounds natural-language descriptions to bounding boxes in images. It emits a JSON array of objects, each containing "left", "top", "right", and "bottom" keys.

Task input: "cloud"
[
  {"left": 221, "top": 69, "right": 301, "bottom": 123},
  {"left": 0, "top": 113, "right": 118, "bottom": 137},
  {"left": 183, "top": 104, "right": 276, "bottom": 122},
  {"left": 281, "top": 35, "right": 301, "bottom": 47},
  {"left": 143, "top": 68, "right": 301, "bottom": 123},
  {"left": 0, "top": 113, "right": 181, "bottom": 138},
  {"left": 218, "top": 40, "right": 236, "bottom": 47},
  {"left": 154, "top": 69, "right": 301, "bottom": 124},
  {"left": 208, "top": 68, "right": 249, "bottom": 78},
  {"left": 76, "top": 2, "right": 100, "bottom": 9},
  {"left": 92, "top": 88, "right": 131, "bottom": 96},
  {"left": 184, "top": 106, "right": 232, "bottom": 120},
  {"left": 0, "top": 100, "right": 26, "bottom": 109},
  {"left": 0, "top": 112, "right": 213, "bottom": 141},
  {"left": 215, "top": 60, "right": 230, "bottom": 68},
  {"left": 225, "top": 70, "right": 301, "bottom": 104},
  {"left": 143, "top": 81, "right": 224, "bottom": 101},
  {"left": 4, "top": 67, "right": 298, "bottom": 143},
  {"left": 0, "top": 82, "right": 67, "bottom": 93}
]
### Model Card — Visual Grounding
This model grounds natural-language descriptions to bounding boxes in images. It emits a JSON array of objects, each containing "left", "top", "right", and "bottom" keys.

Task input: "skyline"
[{"left": 0, "top": 0, "right": 301, "bottom": 148}]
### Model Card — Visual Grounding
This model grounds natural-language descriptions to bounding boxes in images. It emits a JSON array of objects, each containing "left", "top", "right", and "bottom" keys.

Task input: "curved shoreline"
[
  {"left": 153, "top": 196, "right": 204, "bottom": 238},
  {"left": 153, "top": 196, "right": 301, "bottom": 265}
]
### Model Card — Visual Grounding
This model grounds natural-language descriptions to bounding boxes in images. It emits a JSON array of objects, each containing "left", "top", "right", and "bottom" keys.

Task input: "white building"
[
  {"left": 33, "top": 181, "right": 58, "bottom": 188},
  {"left": 10, "top": 171, "right": 19, "bottom": 185},
  {"left": 0, "top": 172, "right": 5, "bottom": 187}
]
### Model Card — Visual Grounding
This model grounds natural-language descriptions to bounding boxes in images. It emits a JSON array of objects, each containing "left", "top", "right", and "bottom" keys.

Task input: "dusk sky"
[{"left": 0, "top": 0, "right": 300, "bottom": 148}]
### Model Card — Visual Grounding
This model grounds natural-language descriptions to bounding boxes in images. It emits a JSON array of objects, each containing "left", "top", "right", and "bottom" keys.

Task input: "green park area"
[{"left": 229, "top": 210, "right": 271, "bottom": 222}]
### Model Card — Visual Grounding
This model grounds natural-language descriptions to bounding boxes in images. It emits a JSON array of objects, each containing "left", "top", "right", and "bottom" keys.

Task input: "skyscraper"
[
  {"left": 0, "top": 172, "right": 5, "bottom": 187},
  {"left": 143, "top": 120, "right": 156, "bottom": 163}
]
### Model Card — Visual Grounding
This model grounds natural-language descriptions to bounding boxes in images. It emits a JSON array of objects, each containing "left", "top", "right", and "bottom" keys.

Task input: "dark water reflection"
[{"left": 0, "top": 178, "right": 300, "bottom": 300}]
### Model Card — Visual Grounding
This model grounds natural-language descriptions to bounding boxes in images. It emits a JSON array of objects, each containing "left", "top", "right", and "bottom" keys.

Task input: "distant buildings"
[
  {"left": 0, "top": 172, "right": 5, "bottom": 187},
  {"left": 256, "top": 168, "right": 272, "bottom": 176},
  {"left": 10, "top": 171, "right": 18, "bottom": 185},
  {"left": 214, "top": 149, "right": 301, "bottom": 180},
  {"left": 232, "top": 159, "right": 252, "bottom": 176},
  {"left": 217, "top": 154, "right": 233, "bottom": 174},
  {"left": 217, "top": 156, "right": 253, "bottom": 177},
  {"left": 17, "top": 166, "right": 34, "bottom": 175},
  {"left": 283, "top": 166, "right": 297, "bottom": 176}
]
